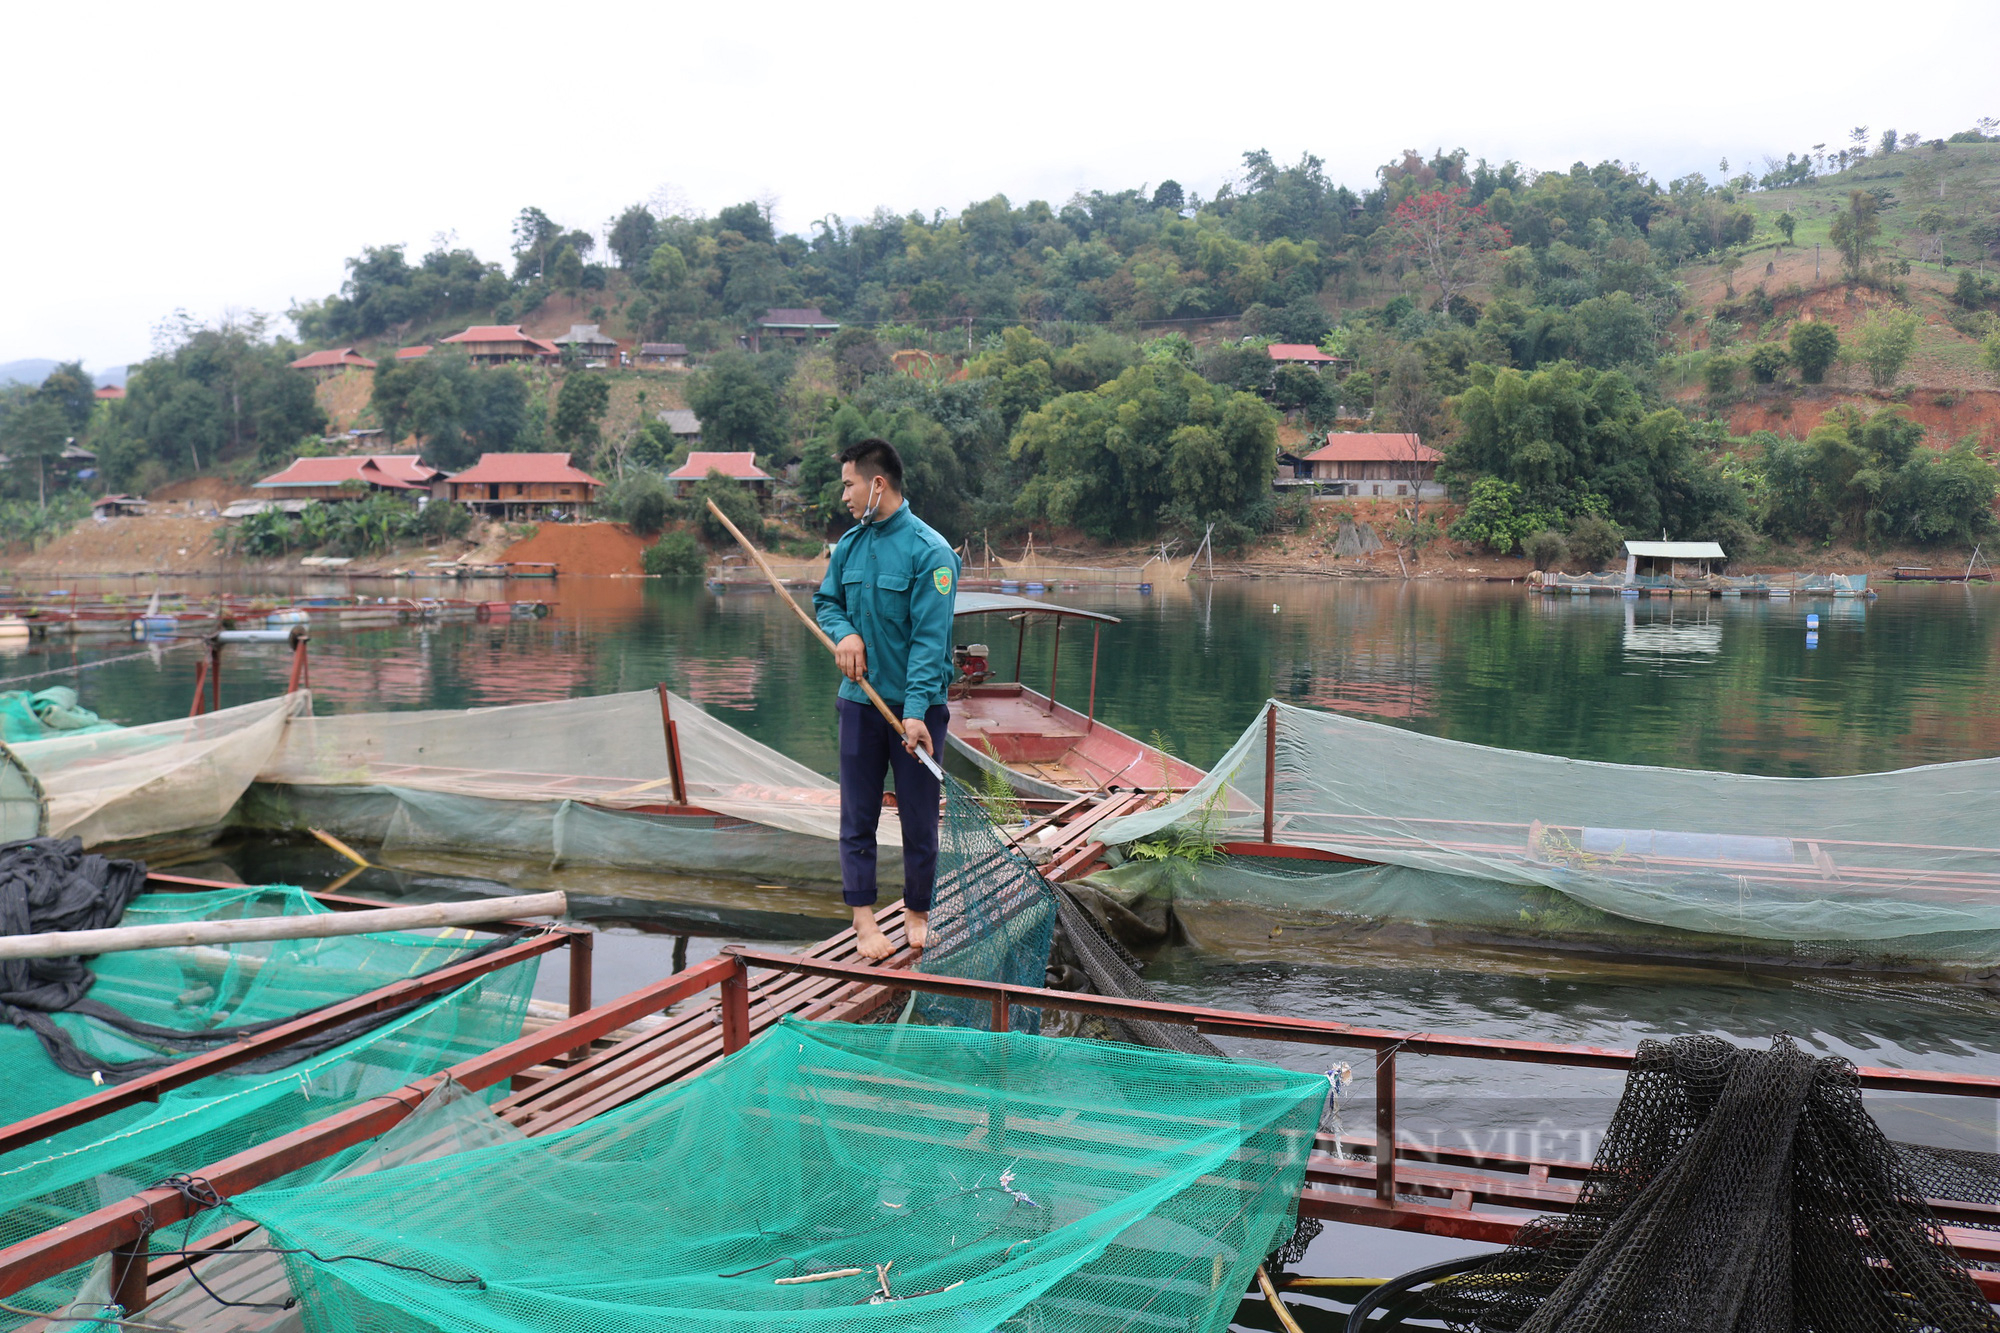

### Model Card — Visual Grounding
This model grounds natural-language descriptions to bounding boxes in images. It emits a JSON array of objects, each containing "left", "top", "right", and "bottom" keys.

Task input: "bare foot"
[
  {"left": 904, "top": 910, "right": 929, "bottom": 951},
  {"left": 852, "top": 905, "right": 895, "bottom": 960}
]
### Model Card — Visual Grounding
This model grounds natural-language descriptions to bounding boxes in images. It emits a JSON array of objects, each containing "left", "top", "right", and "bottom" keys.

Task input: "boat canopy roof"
[{"left": 953, "top": 592, "right": 1119, "bottom": 624}]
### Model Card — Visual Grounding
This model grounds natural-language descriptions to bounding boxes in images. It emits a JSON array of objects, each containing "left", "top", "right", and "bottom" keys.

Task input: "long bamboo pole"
[
  {"left": 0, "top": 892, "right": 567, "bottom": 961},
  {"left": 704, "top": 499, "right": 943, "bottom": 780}
]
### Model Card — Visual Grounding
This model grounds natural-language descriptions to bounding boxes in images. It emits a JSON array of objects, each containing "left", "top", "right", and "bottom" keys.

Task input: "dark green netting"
[
  {"left": 0, "top": 886, "right": 538, "bottom": 1325},
  {"left": 913, "top": 775, "right": 1057, "bottom": 1033},
  {"left": 230, "top": 1017, "right": 1323, "bottom": 1333}
]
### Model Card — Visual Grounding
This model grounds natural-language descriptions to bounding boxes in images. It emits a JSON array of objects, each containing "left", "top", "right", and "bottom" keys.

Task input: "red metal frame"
[
  {"left": 0, "top": 955, "right": 742, "bottom": 1303},
  {"left": 0, "top": 928, "right": 573, "bottom": 1157},
  {"left": 0, "top": 947, "right": 1993, "bottom": 1306}
]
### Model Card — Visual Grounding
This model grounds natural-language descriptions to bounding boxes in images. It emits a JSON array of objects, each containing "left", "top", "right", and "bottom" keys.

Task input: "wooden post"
[
  {"left": 1085, "top": 626, "right": 1100, "bottom": 729},
  {"left": 1263, "top": 704, "right": 1278, "bottom": 845},
  {"left": 656, "top": 684, "right": 688, "bottom": 806},
  {"left": 720, "top": 958, "right": 751, "bottom": 1054},
  {"left": 1013, "top": 615, "right": 1026, "bottom": 683},
  {"left": 186, "top": 657, "right": 209, "bottom": 718},
  {"left": 991, "top": 989, "right": 1010, "bottom": 1033},
  {"left": 286, "top": 631, "right": 311, "bottom": 693},
  {"left": 109, "top": 1232, "right": 149, "bottom": 1316},
  {"left": 566, "top": 929, "right": 594, "bottom": 1062},
  {"left": 1375, "top": 1048, "right": 1398, "bottom": 1202},
  {"left": 1047, "top": 616, "right": 1062, "bottom": 714},
  {"left": 209, "top": 638, "right": 222, "bottom": 714}
]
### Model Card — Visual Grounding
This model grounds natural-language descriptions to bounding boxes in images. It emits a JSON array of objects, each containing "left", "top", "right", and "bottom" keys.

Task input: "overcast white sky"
[{"left": 6, "top": 0, "right": 1994, "bottom": 371}]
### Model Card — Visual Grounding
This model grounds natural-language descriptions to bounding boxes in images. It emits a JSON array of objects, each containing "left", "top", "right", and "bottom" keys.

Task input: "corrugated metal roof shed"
[{"left": 1624, "top": 541, "right": 1726, "bottom": 559}]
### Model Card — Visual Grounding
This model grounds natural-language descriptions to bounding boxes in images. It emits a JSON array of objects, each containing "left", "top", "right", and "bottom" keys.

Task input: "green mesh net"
[
  {"left": 228, "top": 1017, "right": 1321, "bottom": 1333},
  {"left": 0, "top": 886, "right": 539, "bottom": 1323},
  {"left": 912, "top": 774, "right": 1058, "bottom": 1033}
]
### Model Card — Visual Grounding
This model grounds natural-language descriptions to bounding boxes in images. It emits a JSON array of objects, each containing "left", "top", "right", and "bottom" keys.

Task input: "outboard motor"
[{"left": 954, "top": 643, "right": 992, "bottom": 686}]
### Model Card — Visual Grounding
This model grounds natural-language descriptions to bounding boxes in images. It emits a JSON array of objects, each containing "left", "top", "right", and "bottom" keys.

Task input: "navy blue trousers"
[{"left": 837, "top": 698, "right": 948, "bottom": 910}]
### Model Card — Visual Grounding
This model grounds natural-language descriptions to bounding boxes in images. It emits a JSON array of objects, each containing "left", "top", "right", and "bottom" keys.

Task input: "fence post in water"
[
  {"left": 1374, "top": 1048, "right": 1397, "bottom": 1202},
  {"left": 720, "top": 957, "right": 751, "bottom": 1054},
  {"left": 286, "top": 630, "right": 311, "bottom": 693},
  {"left": 1263, "top": 704, "right": 1278, "bottom": 845},
  {"left": 656, "top": 683, "right": 688, "bottom": 806},
  {"left": 186, "top": 656, "right": 209, "bottom": 718},
  {"left": 566, "top": 929, "right": 595, "bottom": 1062}
]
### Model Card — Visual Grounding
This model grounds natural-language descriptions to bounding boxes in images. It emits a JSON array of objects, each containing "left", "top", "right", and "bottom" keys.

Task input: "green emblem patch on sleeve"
[{"left": 933, "top": 567, "right": 954, "bottom": 595}]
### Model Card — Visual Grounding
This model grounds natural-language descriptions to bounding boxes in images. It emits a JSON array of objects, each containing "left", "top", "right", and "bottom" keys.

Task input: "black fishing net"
[
  {"left": 1434, "top": 1034, "right": 2000, "bottom": 1333},
  {"left": 910, "top": 774, "right": 1059, "bottom": 1031}
]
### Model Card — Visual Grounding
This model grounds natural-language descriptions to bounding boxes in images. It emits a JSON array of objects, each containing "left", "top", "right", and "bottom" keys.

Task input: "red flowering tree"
[{"left": 1383, "top": 187, "right": 1510, "bottom": 317}]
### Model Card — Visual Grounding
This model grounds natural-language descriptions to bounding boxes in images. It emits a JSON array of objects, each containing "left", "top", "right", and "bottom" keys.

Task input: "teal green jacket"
[{"left": 813, "top": 504, "right": 960, "bottom": 715}]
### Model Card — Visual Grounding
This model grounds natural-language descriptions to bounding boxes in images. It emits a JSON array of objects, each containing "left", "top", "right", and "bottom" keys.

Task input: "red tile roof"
[
  {"left": 395, "top": 345, "right": 433, "bottom": 360},
  {"left": 1266, "top": 344, "right": 1335, "bottom": 363},
  {"left": 289, "top": 347, "right": 378, "bottom": 371},
  {"left": 255, "top": 455, "right": 443, "bottom": 490},
  {"left": 1301, "top": 434, "right": 1439, "bottom": 464},
  {"left": 448, "top": 452, "right": 602, "bottom": 486},
  {"left": 667, "top": 451, "right": 771, "bottom": 481},
  {"left": 440, "top": 325, "right": 561, "bottom": 356},
  {"left": 94, "top": 385, "right": 126, "bottom": 400}
]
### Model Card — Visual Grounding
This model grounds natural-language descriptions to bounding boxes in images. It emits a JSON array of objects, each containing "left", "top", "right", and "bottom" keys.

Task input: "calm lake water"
[{"left": 7, "top": 573, "right": 1997, "bottom": 1280}]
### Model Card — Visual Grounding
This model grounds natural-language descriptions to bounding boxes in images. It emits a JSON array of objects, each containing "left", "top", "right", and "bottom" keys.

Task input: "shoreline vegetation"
[{"left": 6, "top": 131, "right": 2000, "bottom": 579}]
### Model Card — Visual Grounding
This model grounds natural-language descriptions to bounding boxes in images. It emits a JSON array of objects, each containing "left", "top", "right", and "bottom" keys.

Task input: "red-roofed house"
[
  {"left": 446, "top": 452, "right": 602, "bottom": 519},
  {"left": 289, "top": 347, "right": 379, "bottom": 380},
  {"left": 395, "top": 345, "right": 433, "bottom": 362},
  {"left": 666, "top": 451, "right": 773, "bottom": 501},
  {"left": 1290, "top": 434, "right": 1442, "bottom": 498},
  {"left": 440, "top": 325, "right": 561, "bottom": 365},
  {"left": 1265, "top": 344, "right": 1339, "bottom": 365},
  {"left": 94, "top": 384, "right": 126, "bottom": 401},
  {"left": 254, "top": 454, "right": 448, "bottom": 502}
]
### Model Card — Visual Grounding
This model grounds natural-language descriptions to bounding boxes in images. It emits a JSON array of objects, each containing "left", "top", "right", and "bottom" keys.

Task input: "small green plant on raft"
[{"left": 1128, "top": 731, "right": 1229, "bottom": 871}]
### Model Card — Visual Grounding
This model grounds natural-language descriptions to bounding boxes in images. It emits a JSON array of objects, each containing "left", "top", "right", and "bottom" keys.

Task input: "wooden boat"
[{"left": 946, "top": 592, "right": 1205, "bottom": 801}]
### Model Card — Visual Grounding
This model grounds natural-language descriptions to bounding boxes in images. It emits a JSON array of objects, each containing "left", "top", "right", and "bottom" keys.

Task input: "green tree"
[
  {"left": 1704, "top": 354, "right": 1739, "bottom": 400},
  {"left": 1850, "top": 307, "right": 1922, "bottom": 389},
  {"left": 1982, "top": 331, "right": 2000, "bottom": 384},
  {"left": 247, "top": 370, "right": 327, "bottom": 461},
  {"left": 1447, "top": 477, "right": 1541, "bottom": 553},
  {"left": 643, "top": 529, "right": 705, "bottom": 575},
  {"left": 1759, "top": 406, "right": 1996, "bottom": 547},
  {"left": 36, "top": 362, "right": 95, "bottom": 435},
  {"left": 1, "top": 396, "right": 69, "bottom": 506},
  {"left": 1776, "top": 212, "right": 1797, "bottom": 245},
  {"left": 371, "top": 352, "right": 534, "bottom": 471},
  {"left": 1745, "top": 342, "right": 1790, "bottom": 384},
  {"left": 511, "top": 206, "right": 564, "bottom": 281},
  {"left": 607, "top": 205, "right": 660, "bottom": 270},
  {"left": 1827, "top": 191, "right": 1880, "bottom": 279},
  {"left": 552, "top": 373, "right": 612, "bottom": 461},
  {"left": 1448, "top": 361, "right": 1746, "bottom": 539},
  {"left": 1788, "top": 321, "right": 1840, "bottom": 384},
  {"left": 549, "top": 244, "right": 584, "bottom": 293},
  {"left": 685, "top": 351, "right": 783, "bottom": 453},
  {"left": 1011, "top": 360, "right": 1277, "bottom": 541}
]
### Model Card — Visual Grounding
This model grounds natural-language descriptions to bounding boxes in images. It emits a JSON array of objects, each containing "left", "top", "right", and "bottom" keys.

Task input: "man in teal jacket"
[{"left": 813, "top": 438, "right": 960, "bottom": 959}]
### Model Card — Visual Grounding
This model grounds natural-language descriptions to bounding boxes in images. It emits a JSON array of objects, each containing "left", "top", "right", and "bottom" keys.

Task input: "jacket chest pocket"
[{"left": 874, "top": 573, "right": 910, "bottom": 594}]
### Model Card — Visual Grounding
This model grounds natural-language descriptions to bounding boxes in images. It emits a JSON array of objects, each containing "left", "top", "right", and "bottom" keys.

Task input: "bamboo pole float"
[
  {"left": 704, "top": 499, "right": 943, "bottom": 780},
  {"left": 0, "top": 892, "right": 567, "bottom": 962}
]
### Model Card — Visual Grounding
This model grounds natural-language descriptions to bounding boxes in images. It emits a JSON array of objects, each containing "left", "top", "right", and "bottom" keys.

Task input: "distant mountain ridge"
[{"left": 0, "top": 360, "right": 127, "bottom": 388}]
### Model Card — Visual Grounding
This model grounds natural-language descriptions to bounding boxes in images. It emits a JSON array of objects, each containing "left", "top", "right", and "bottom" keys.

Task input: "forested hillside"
[{"left": 10, "top": 123, "right": 2000, "bottom": 564}]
